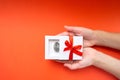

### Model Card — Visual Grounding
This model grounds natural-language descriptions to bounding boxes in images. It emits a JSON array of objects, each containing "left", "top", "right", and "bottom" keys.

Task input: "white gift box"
[{"left": 45, "top": 36, "right": 83, "bottom": 60}]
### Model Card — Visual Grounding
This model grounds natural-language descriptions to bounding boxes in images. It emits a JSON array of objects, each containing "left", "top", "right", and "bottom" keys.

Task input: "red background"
[{"left": 0, "top": 0, "right": 120, "bottom": 80}]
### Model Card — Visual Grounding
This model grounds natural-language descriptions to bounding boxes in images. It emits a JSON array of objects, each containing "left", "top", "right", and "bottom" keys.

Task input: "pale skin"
[{"left": 57, "top": 26, "right": 120, "bottom": 79}]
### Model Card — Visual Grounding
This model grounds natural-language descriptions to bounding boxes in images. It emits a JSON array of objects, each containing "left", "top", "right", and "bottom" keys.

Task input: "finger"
[
  {"left": 57, "top": 31, "right": 75, "bottom": 36},
  {"left": 56, "top": 60, "right": 74, "bottom": 64},
  {"left": 64, "top": 63, "right": 80, "bottom": 70},
  {"left": 57, "top": 32, "right": 69, "bottom": 36},
  {"left": 64, "top": 26, "right": 82, "bottom": 34}
]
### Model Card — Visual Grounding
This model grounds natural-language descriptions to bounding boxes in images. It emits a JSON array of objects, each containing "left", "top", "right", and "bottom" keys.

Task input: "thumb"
[{"left": 64, "top": 26, "right": 82, "bottom": 34}]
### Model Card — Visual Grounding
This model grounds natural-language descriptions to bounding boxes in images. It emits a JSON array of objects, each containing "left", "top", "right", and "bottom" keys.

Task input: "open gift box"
[{"left": 45, "top": 36, "right": 83, "bottom": 60}]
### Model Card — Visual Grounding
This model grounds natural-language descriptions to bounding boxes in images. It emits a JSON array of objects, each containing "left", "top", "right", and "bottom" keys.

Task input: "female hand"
[
  {"left": 63, "top": 48, "right": 98, "bottom": 70},
  {"left": 59, "top": 26, "right": 98, "bottom": 47}
]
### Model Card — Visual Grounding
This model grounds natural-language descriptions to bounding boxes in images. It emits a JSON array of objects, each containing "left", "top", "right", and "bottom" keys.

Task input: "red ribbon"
[{"left": 63, "top": 36, "right": 82, "bottom": 60}]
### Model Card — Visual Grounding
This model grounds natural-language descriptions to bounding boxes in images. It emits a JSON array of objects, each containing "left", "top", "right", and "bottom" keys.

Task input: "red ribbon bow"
[{"left": 63, "top": 36, "right": 82, "bottom": 60}]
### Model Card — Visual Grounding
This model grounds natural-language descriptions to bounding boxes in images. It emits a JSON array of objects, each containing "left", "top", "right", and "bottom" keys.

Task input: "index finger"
[
  {"left": 57, "top": 31, "right": 75, "bottom": 36},
  {"left": 57, "top": 32, "right": 69, "bottom": 36}
]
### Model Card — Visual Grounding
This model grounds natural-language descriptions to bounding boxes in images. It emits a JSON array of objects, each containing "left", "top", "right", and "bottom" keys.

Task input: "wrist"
[
  {"left": 93, "top": 30, "right": 106, "bottom": 46},
  {"left": 92, "top": 51, "right": 105, "bottom": 67},
  {"left": 86, "top": 48, "right": 103, "bottom": 66},
  {"left": 92, "top": 52, "right": 101, "bottom": 67}
]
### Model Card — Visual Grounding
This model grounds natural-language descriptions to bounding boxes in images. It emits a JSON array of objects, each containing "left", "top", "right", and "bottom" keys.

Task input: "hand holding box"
[{"left": 45, "top": 36, "right": 83, "bottom": 60}]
